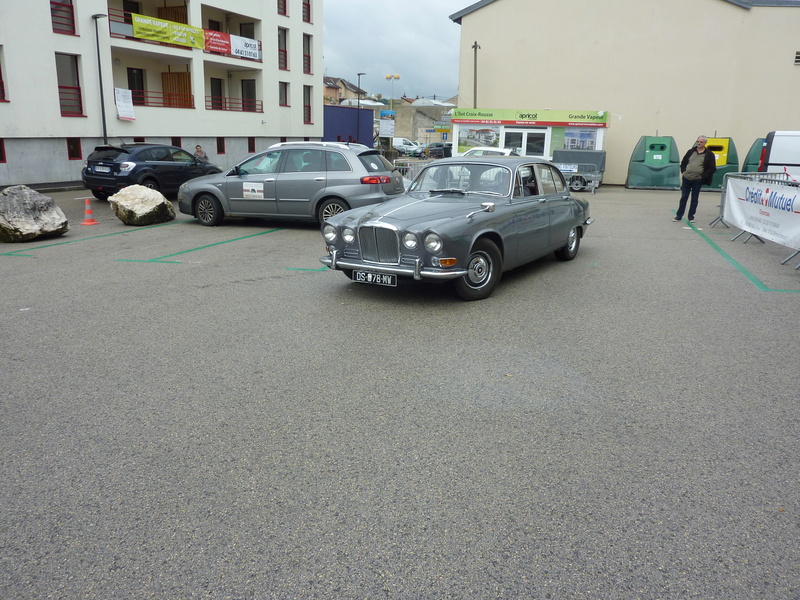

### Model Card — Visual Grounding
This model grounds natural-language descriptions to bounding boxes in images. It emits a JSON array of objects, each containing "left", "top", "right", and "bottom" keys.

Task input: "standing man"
[
  {"left": 674, "top": 135, "right": 716, "bottom": 223},
  {"left": 193, "top": 145, "right": 209, "bottom": 163}
]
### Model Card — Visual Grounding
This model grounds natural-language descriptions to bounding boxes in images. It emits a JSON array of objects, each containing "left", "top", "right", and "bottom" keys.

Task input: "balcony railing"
[
  {"left": 303, "top": 53, "right": 311, "bottom": 74},
  {"left": 0, "top": 80, "right": 6, "bottom": 101},
  {"left": 205, "top": 96, "right": 263, "bottom": 113},
  {"left": 278, "top": 0, "right": 288, "bottom": 15},
  {"left": 131, "top": 90, "right": 194, "bottom": 109},
  {"left": 58, "top": 85, "right": 83, "bottom": 116},
  {"left": 303, "top": 104, "right": 312, "bottom": 124},
  {"left": 51, "top": 1, "right": 76, "bottom": 34},
  {"left": 278, "top": 49, "right": 288, "bottom": 70},
  {"left": 302, "top": 1, "right": 312, "bottom": 23}
]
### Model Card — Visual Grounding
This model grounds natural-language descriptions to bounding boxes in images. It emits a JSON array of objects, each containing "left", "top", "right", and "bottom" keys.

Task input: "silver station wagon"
[
  {"left": 178, "top": 141, "right": 405, "bottom": 225},
  {"left": 320, "top": 156, "right": 592, "bottom": 300}
]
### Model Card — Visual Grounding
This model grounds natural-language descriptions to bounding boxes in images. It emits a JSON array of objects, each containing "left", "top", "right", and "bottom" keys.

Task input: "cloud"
[{"left": 323, "top": 0, "right": 471, "bottom": 101}]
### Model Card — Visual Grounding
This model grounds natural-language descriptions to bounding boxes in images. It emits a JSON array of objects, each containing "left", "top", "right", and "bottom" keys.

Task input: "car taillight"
[
  {"left": 361, "top": 175, "right": 392, "bottom": 185},
  {"left": 757, "top": 140, "right": 767, "bottom": 172}
]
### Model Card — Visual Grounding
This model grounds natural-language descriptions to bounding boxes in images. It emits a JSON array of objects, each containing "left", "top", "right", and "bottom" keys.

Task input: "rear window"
[
  {"left": 88, "top": 147, "right": 130, "bottom": 161},
  {"left": 358, "top": 151, "right": 393, "bottom": 173}
]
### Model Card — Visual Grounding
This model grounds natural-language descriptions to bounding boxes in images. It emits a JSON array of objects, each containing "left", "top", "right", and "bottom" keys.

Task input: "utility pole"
[{"left": 472, "top": 41, "right": 480, "bottom": 109}]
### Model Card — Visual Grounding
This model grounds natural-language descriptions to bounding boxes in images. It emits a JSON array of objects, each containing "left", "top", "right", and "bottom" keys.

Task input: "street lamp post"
[
  {"left": 356, "top": 72, "right": 365, "bottom": 144},
  {"left": 92, "top": 13, "right": 109, "bottom": 144},
  {"left": 385, "top": 74, "right": 400, "bottom": 112}
]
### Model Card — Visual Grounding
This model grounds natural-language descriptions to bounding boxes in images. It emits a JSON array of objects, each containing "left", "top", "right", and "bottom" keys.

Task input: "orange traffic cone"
[{"left": 81, "top": 198, "right": 99, "bottom": 226}]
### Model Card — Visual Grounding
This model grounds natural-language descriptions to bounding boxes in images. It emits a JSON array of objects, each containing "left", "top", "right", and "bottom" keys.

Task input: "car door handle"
[
  {"left": 264, "top": 178, "right": 276, "bottom": 183},
  {"left": 314, "top": 177, "right": 325, "bottom": 182}
]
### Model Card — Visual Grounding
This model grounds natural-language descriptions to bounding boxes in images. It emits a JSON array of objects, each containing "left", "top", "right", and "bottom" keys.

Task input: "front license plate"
[
  {"left": 353, "top": 270, "right": 397, "bottom": 287},
  {"left": 94, "top": 166, "right": 111, "bottom": 173}
]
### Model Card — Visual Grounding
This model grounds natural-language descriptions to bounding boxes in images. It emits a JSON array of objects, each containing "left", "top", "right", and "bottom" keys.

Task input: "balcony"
[
  {"left": 108, "top": 8, "right": 190, "bottom": 50},
  {"left": 205, "top": 96, "right": 263, "bottom": 113},
  {"left": 131, "top": 89, "right": 194, "bottom": 109},
  {"left": 51, "top": 1, "right": 76, "bottom": 34},
  {"left": 58, "top": 86, "right": 83, "bottom": 116}
]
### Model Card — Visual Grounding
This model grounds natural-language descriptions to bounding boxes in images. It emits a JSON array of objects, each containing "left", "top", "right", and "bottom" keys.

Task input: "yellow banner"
[{"left": 131, "top": 13, "right": 204, "bottom": 49}]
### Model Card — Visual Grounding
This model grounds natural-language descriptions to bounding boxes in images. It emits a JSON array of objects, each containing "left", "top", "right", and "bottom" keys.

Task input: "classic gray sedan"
[{"left": 320, "top": 156, "right": 592, "bottom": 300}]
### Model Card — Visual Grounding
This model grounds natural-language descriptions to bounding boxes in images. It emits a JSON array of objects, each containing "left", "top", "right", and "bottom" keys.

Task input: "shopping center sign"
[{"left": 452, "top": 109, "right": 609, "bottom": 127}]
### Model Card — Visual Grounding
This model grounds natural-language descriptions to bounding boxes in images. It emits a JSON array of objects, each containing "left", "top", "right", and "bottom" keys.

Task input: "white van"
[
  {"left": 759, "top": 131, "right": 800, "bottom": 179},
  {"left": 392, "top": 138, "right": 418, "bottom": 155}
]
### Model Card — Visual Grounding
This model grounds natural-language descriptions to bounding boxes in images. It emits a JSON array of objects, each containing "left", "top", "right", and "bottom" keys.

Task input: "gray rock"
[
  {"left": 109, "top": 185, "right": 176, "bottom": 226},
  {"left": 0, "top": 185, "right": 69, "bottom": 243}
]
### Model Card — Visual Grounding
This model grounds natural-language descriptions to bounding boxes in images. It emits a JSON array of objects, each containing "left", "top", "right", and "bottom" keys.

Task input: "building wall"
[
  {"left": 0, "top": 0, "right": 323, "bottom": 186},
  {"left": 455, "top": 0, "right": 800, "bottom": 184}
]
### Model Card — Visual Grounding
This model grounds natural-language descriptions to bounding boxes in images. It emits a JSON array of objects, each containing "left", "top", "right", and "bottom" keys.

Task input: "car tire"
[
  {"left": 195, "top": 194, "right": 224, "bottom": 226},
  {"left": 139, "top": 178, "right": 160, "bottom": 192},
  {"left": 569, "top": 175, "right": 587, "bottom": 192},
  {"left": 453, "top": 238, "right": 503, "bottom": 301},
  {"left": 554, "top": 226, "right": 581, "bottom": 261},
  {"left": 91, "top": 190, "right": 109, "bottom": 201},
  {"left": 318, "top": 198, "right": 349, "bottom": 224}
]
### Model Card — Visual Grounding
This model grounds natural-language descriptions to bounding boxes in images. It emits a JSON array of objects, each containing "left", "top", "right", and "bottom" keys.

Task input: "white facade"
[
  {"left": 451, "top": 0, "right": 800, "bottom": 185},
  {"left": 0, "top": 0, "right": 323, "bottom": 186}
]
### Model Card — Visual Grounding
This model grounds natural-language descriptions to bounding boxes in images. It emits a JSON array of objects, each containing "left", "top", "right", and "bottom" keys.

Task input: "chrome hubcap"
[{"left": 467, "top": 252, "right": 491, "bottom": 286}]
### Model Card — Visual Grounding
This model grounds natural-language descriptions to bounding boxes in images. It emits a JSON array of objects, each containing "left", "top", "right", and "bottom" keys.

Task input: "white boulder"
[
  {"left": 0, "top": 185, "right": 69, "bottom": 243},
  {"left": 109, "top": 185, "right": 176, "bottom": 226}
]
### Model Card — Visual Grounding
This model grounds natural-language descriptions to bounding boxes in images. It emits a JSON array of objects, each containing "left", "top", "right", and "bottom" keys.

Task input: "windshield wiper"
[{"left": 428, "top": 188, "right": 466, "bottom": 195}]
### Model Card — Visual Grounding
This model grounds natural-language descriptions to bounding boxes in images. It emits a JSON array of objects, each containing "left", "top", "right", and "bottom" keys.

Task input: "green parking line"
[
  {"left": 117, "top": 228, "right": 284, "bottom": 263},
  {"left": 0, "top": 221, "right": 181, "bottom": 258},
  {"left": 683, "top": 218, "right": 800, "bottom": 293}
]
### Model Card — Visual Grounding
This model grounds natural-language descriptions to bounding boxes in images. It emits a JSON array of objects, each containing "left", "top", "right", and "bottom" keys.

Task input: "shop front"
[{"left": 451, "top": 109, "right": 609, "bottom": 158}]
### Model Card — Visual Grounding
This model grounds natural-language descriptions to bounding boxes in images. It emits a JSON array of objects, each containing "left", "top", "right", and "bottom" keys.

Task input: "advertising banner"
[
  {"left": 724, "top": 176, "right": 800, "bottom": 250},
  {"left": 114, "top": 88, "right": 136, "bottom": 121},
  {"left": 131, "top": 13, "right": 204, "bottom": 49},
  {"left": 452, "top": 108, "right": 609, "bottom": 128},
  {"left": 204, "top": 31, "right": 260, "bottom": 59}
]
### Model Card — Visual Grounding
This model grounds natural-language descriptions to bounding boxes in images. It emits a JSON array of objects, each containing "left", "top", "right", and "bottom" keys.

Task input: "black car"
[{"left": 81, "top": 143, "right": 221, "bottom": 200}]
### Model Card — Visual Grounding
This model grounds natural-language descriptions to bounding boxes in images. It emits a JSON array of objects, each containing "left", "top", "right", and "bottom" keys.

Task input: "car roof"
[
  {"left": 267, "top": 141, "right": 371, "bottom": 151},
  {"left": 430, "top": 156, "right": 556, "bottom": 167},
  {"left": 90, "top": 143, "right": 178, "bottom": 152}
]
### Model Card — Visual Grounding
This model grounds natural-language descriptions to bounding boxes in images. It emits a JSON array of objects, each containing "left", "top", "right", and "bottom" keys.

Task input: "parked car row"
[{"left": 82, "top": 142, "right": 591, "bottom": 301}]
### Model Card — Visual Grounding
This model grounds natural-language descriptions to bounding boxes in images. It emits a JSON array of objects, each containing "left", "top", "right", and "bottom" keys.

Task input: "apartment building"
[{"left": 0, "top": 0, "right": 323, "bottom": 187}]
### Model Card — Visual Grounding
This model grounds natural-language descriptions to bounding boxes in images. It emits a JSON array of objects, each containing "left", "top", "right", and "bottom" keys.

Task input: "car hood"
[{"left": 340, "top": 191, "right": 503, "bottom": 230}]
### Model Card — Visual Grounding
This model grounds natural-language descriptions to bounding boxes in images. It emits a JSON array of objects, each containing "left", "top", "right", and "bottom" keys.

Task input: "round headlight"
[
  {"left": 402, "top": 232, "right": 418, "bottom": 250},
  {"left": 342, "top": 227, "right": 356, "bottom": 244},
  {"left": 322, "top": 224, "right": 338, "bottom": 243},
  {"left": 424, "top": 232, "right": 443, "bottom": 253}
]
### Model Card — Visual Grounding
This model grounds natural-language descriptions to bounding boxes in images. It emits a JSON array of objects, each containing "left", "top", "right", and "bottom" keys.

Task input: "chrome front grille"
[{"left": 358, "top": 226, "right": 400, "bottom": 264}]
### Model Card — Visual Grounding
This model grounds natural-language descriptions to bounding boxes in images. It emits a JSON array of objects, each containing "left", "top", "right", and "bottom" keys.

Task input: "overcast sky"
[{"left": 322, "top": 0, "right": 474, "bottom": 102}]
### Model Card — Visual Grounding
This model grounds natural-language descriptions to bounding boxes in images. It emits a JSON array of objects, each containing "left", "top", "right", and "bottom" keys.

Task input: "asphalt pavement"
[{"left": 1, "top": 185, "right": 799, "bottom": 599}]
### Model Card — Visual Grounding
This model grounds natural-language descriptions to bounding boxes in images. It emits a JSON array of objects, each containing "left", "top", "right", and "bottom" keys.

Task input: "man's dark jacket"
[{"left": 680, "top": 147, "right": 717, "bottom": 185}]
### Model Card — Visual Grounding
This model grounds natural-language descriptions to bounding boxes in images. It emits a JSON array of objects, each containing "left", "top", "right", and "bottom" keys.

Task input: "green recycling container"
[
  {"left": 742, "top": 138, "right": 766, "bottom": 172},
  {"left": 626, "top": 136, "right": 681, "bottom": 189}
]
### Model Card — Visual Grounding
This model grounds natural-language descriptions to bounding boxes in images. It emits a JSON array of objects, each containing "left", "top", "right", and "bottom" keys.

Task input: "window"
[
  {"left": 128, "top": 68, "right": 146, "bottom": 105},
  {"left": 0, "top": 52, "right": 6, "bottom": 101},
  {"left": 208, "top": 19, "right": 222, "bottom": 32},
  {"left": 66, "top": 138, "right": 82, "bottom": 160},
  {"left": 303, "top": 35, "right": 312, "bottom": 74},
  {"left": 240, "top": 23, "right": 255, "bottom": 39},
  {"left": 242, "top": 79, "right": 257, "bottom": 112},
  {"left": 0, "top": 139, "right": 6, "bottom": 163},
  {"left": 303, "top": 85, "right": 313, "bottom": 124},
  {"left": 51, "top": 0, "right": 76, "bottom": 34},
  {"left": 123, "top": 1, "right": 140, "bottom": 24},
  {"left": 278, "top": 28, "right": 288, "bottom": 70},
  {"left": 302, "top": 0, "right": 312, "bottom": 23},
  {"left": 171, "top": 137, "right": 181, "bottom": 147},
  {"left": 216, "top": 137, "right": 226, "bottom": 154},
  {"left": 278, "top": 0, "right": 288, "bottom": 16},
  {"left": 133, "top": 137, "right": 145, "bottom": 142},
  {"left": 327, "top": 152, "right": 351, "bottom": 172},
  {"left": 279, "top": 82, "right": 289, "bottom": 106},
  {"left": 55, "top": 53, "right": 82, "bottom": 116},
  {"left": 248, "top": 137, "right": 256, "bottom": 153}
]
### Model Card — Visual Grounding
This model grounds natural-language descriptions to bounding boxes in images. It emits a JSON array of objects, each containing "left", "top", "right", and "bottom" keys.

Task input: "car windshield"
[{"left": 410, "top": 163, "right": 512, "bottom": 196}]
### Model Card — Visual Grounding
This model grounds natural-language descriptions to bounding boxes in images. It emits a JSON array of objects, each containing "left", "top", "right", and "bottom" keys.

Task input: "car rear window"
[
  {"left": 88, "top": 147, "right": 130, "bottom": 161},
  {"left": 358, "top": 151, "right": 393, "bottom": 173}
]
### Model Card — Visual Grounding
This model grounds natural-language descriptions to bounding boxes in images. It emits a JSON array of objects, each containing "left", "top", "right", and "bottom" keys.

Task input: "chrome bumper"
[{"left": 321, "top": 250, "right": 468, "bottom": 281}]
